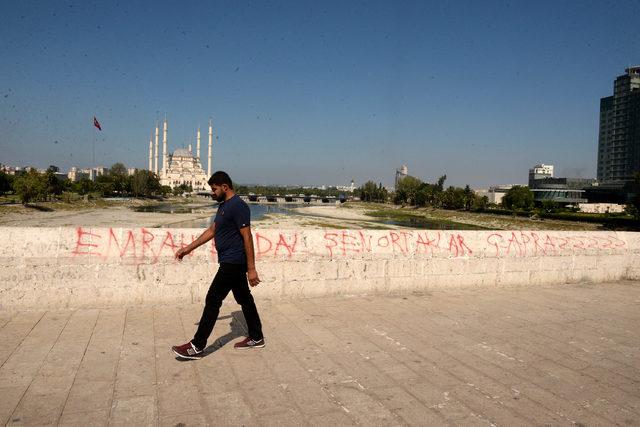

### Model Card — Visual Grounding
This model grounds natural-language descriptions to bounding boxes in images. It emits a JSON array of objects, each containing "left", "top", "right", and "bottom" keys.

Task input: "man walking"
[{"left": 172, "top": 171, "right": 265, "bottom": 359}]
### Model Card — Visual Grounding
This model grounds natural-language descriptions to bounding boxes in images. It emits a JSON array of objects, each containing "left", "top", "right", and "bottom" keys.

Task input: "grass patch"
[
  {"left": 361, "top": 205, "right": 489, "bottom": 230},
  {"left": 0, "top": 195, "right": 20, "bottom": 204},
  {"left": 300, "top": 220, "right": 351, "bottom": 229},
  {"left": 50, "top": 198, "right": 123, "bottom": 210},
  {"left": 162, "top": 196, "right": 200, "bottom": 205},
  {"left": 0, "top": 197, "right": 128, "bottom": 213},
  {"left": 364, "top": 209, "right": 425, "bottom": 220},
  {"left": 355, "top": 222, "right": 393, "bottom": 230},
  {"left": 299, "top": 220, "right": 394, "bottom": 230}
]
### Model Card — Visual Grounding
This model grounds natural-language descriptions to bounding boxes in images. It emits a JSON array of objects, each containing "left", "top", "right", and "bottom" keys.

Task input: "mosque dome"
[{"left": 172, "top": 148, "right": 192, "bottom": 158}]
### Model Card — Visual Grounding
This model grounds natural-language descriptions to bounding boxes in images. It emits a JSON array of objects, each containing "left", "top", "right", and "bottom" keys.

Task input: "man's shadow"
[
  {"left": 204, "top": 311, "right": 248, "bottom": 355},
  {"left": 176, "top": 311, "right": 248, "bottom": 361}
]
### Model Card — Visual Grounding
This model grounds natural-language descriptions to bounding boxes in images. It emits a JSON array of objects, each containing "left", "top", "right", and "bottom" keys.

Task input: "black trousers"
[{"left": 192, "top": 263, "right": 263, "bottom": 350}]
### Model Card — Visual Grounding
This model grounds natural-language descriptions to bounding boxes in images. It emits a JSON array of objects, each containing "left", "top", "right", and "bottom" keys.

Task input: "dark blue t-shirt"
[{"left": 214, "top": 195, "right": 250, "bottom": 264}]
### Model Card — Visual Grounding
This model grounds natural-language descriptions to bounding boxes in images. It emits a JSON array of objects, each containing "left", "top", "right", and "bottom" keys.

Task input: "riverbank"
[
  {"left": 257, "top": 203, "right": 601, "bottom": 231},
  {"left": 0, "top": 199, "right": 610, "bottom": 230},
  {"left": 0, "top": 198, "right": 216, "bottom": 228}
]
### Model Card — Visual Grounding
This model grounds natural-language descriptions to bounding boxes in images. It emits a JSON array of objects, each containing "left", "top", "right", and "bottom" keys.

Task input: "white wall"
[{"left": 1, "top": 227, "right": 638, "bottom": 311}]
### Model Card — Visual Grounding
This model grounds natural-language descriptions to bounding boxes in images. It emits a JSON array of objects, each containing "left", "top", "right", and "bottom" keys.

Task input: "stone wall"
[{"left": 1, "top": 227, "right": 639, "bottom": 310}]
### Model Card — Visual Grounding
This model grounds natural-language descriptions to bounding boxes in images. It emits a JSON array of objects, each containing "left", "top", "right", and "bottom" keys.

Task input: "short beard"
[{"left": 215, "top": 192, "right": 226, "bottom": 203}]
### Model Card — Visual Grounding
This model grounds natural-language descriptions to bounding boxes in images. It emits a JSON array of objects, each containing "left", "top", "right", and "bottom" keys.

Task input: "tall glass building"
[{"left": 597, "top": 66, "right": 640, "bottom": 184}]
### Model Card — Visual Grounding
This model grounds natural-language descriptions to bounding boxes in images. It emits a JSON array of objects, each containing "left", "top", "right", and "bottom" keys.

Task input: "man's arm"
[
  {"left": 239, "top": 226, "right": 261, "bottom": 287},
  {"left": 175, "top": 223, "right": 216, "bottom": 260}
]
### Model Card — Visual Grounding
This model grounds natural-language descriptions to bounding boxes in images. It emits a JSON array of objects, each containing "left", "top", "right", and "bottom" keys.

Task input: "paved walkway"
[{"left": 0, "top": 281, "right": 639, "bottom": 426}]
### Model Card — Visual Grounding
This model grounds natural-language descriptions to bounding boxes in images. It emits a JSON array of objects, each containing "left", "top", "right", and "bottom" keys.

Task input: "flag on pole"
[{"left": 93, "top": 116, "right": 102, "bottom": 131}]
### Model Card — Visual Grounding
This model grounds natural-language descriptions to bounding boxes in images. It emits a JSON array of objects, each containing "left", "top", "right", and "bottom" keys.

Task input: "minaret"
[
  {"left": 188, "top": 144, "right": 192, "bottom": 153},
  {"left": 208, "top": 119, "right": 213, "bottom": 176},
  {"left": 196, "top": 127, "right": 201, "bottom": 161},
  {"left": 154, "top": 123, "right": 159, "bottom": 174},
  {"left": 162, "top": 117, "right": 168, "bottom": 176},
  {"left": 148, "top": 134, "right": 153, "bottom": 171}
]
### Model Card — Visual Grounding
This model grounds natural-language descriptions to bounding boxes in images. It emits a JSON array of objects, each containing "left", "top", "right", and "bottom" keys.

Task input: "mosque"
[{"left": 147, "top": 118, "right": 213, "bottom": 191}]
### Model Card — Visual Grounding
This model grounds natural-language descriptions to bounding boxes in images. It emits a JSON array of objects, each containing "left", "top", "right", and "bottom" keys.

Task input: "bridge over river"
[{"left": 193, "top": 192, "right": 348, "bottom": 204}]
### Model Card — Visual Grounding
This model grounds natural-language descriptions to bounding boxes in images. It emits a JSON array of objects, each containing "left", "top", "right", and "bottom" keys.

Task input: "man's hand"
[
  {"left": 174, "top": 247, "right": 191, "bottom": 261},
  {"left": 247, "top": 268, "right": 261, "bottom": 287},
  {"left": 172, "top": 224, "right": 215, "bottom": 262}
]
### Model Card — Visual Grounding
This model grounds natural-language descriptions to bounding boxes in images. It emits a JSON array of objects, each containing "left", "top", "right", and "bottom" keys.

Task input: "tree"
[
  {"left": 109, "top": 163, "right": 128, "bottom": 194},
  {"left": 13, "top": 169, "right": 48, "bottom": 204},
  {"left": 146, "top": 172, "right": 161, "bottom": 194},
  {"left": 359, "top": 181, "right": 376, "bottom": 202},
  {"left": 0, "top": 171, "right": 14, "bottom": 195},
  {"left": 502, "top": 186, "right": 534, "bottom": 211},
  {"left": 358, "top": 181, "right": 388, "bottom": 202},
  {"left": 61, "top": 178, "right": 75, "bottom": 193},
  {"left": 463, "top": 185, "right": 474, "bottom": 210},
  {"left": 440, "top": 186, "right": 467, "bottom": 210},
  {"left": 172, "top": 183, "right": 193, "bottom": 196},
  {"left": 110, "top": 163, "right": 127, "bottom": 176},
  {"left": 44, "top": 169, "right": 64, "bottom": 198},
  {"left": 130, "top": 170, "right": 162, "bottom": 197},
  {"left": 95, "top": 174, "right": 115, "bottom": 196},
  {"left": 414, "top": 184, "right": 429, "bottom": 207},
  {"left": 394, "top": 176, "right": 422, "bottom": 205},
  {"left": 74, "top": 178, "right": 96, "bottom": 195},
  {"left": 376, "top": 183, "right": 388, "bottom": 203},
  {"left": 472, "top": 195, "right": 489, "bottom": 211},
  {"left": 130, "top": 170, "right": 149, "bottom": 197}
]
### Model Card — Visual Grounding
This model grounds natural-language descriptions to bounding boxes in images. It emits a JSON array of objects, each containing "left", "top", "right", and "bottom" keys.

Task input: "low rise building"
[
  {"left": 67, "top": 166, "right": 109, "bottom": 182},
  {"left": 528, "top": 164, "right": 554, "bottom": 187},
  {"left": 477, "top": 185, "right": 516, "bottom": 205},
  {"left": 528, "top": 163, "right": 596, "bottom": 205}
]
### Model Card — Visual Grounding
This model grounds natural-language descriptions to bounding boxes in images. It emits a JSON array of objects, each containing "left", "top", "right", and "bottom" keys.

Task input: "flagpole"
[{"left": 93, "top": 124, "right": 96, "bottom": 170}]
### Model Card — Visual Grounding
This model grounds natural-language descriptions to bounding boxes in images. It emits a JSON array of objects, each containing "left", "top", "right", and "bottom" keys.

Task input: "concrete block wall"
[{"left": 0, "top": 227, "right": 638, "bottom": 310}]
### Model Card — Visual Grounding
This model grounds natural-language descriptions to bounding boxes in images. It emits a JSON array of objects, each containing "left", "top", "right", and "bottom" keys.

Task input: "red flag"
[{"left": 93, "top": 116, "right": 102, "bottom": 131}]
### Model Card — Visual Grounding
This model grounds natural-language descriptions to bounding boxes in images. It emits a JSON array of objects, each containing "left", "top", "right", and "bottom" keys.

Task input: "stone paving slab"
[{"left": 0, "top": 281, "right": 639, "bottom": 426}]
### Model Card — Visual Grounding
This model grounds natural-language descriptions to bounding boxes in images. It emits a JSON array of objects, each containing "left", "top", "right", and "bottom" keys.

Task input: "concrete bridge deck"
[{"left": 0, "top": 281, "right": 639, "bottom": 426}]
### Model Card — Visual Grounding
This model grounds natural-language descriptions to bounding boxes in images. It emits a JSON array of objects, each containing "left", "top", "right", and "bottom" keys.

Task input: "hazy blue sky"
[{"left": 1, "top": 0, "right": 638, "bottom": 188}]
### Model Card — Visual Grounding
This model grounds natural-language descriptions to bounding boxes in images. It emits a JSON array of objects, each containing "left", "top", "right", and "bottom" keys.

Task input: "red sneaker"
[
  {"left": 171, "top": 342, "right": 203, "bottom": 359},
  {"left": 234, "top": 337, "right": 265, "bottom": 349}
]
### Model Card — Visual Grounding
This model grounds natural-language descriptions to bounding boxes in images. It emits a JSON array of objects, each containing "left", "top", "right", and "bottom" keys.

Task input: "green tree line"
[
  {"left": 357, "top": 181, "right": 388, "bottom": 203},
  {"left": 358, "top": 175, "right": 490, "bottom": 211},
  {"left": 0, "top": 163, "right": 168, "bottom": 204}
]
